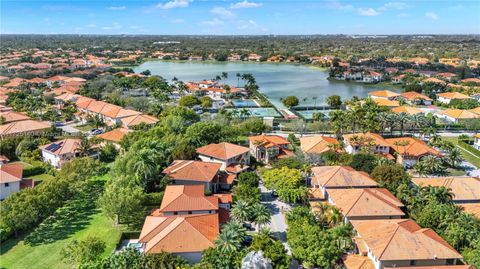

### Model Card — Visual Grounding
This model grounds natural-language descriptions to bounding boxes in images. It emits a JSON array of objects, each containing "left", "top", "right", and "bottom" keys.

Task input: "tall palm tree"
[
  {"left": 447, "top": 148, "right": 463, "bottom": 168},
  {"left": 414, "top": 160, "right": 428, "bottom": 177},
  {"left": 221, "top": 72, "right": 228, "bottom": 84},
  {"left": 132, "top": 148, "right": 159, "bottom": 186},
  {"left": 77, "top": 136, "right": 91, "bottom": 157},
  {"left": 215, "top": 228, "right": 243, "bottom": 253},
  {"left": 231, "top": 200, "right": 251, "bottom": 223},
  {"left": 252, "top": 204, "right": 271, "bottom": 230},
  {"left": 236, "top": 72, "right": 241, "bottom": 87},
  {"left": 395, "top": 112, "right": 409, "bottom": 136}
]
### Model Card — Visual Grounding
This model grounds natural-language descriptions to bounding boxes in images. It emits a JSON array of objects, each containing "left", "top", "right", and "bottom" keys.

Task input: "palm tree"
[
  {"left": 312, "top": 96, "right": 318, "bottom": 108},
  {"left": 77, "top": 136, "right": 91, "bottom": 157},
  {"left": 447, "top": 148, "right": 463, "bottom": 168},
  {"left": 252, "top": 204, "right": 271, "bottom": 230},
  {"left": 231, "top": 200, "right": 251, "bottom": 223},
  {"left": 421, "top": 155, "right": 445, "bottom": 175},
  {"left": 395, "top": 112, "right": 409, "bottom": 136},
  {"left": 414, "top": 160, "right": 428, "bottom": 177},
  {"left": 221, "top": 72, "right": 228, "bottom": 84},
  {"left": 216, "top": 221, "right": 247, "bottom": 253},
  {"left": 132, "top": 148, "right": 159, "bottom": 186},
  {"left": 236, "top": 72, "right": 241, "bottom": 87}
]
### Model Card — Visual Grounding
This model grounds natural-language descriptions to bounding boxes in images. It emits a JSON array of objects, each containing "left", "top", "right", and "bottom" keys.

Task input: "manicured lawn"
[
  {"left": 25, "top": 173, "right": 55, "bottom": 183},
  {"left": 443, "top": 137, "right": 480, "bottom": 168},
  {"left": 76, "top": 123, "right": 97, "bottom": 132},
  {"left": 0, "top": 213, "right": 121, "bottom": 269}
]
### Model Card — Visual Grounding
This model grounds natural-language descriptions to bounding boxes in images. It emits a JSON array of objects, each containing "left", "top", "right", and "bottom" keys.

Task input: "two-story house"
[{"left": 248, "top": 134, "right": 292, "bottom": 163}]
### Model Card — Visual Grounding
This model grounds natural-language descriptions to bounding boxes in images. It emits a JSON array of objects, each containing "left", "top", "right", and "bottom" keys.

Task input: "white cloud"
[
  {"left": 87, "top": 23, "right": 96, "bottom": 28},
  {"left": 237, "top": 20, "right": 268, "bottom": 33},
  {"left": 231, "top": 0, "right": 262, "bottom": 9},
  {"left": 327, "top": 0, "right": 353, "bottom": 11},
  {"left": 107, "top": 6, "right": 126, "bottom": 10},
  {"left": 156, "top": 0, "right": 191, "bottom": 9},
  {"left": 357, "top": 8, "right": 380, "bottom": 16},
  {"left": 171, "top": 18, "right": 185, "bottom": 23},
  {"left": 381, "top": 2, "right": 408, "bottom": 10},
  {"left": 425, "top": 11, "right": 438, "bottom": 20},
  {"left": 102, "top": 22, "right": 122, "bottom": 30},
  {"left": 201, "top": 18, "right": 224, "bottom": 26},
  {"left": 210, "top": 7, "right": 235, "bottom": 19}
]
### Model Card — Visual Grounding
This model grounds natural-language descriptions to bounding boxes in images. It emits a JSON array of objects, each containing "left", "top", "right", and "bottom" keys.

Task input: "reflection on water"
[{"left": 134, "top": 61, "right": 399, "bottom": 108}]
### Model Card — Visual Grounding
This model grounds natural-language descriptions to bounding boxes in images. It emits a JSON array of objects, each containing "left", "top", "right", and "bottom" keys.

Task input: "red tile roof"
[
  {"left": 196, "top": 142, "right": 250, "bottom": 160},
  {"left": 1, "top": 163, "right": 23, "bottom": 184},
  {"left": 162, "top": 160, "right": 221, "bottom": 183},
  {"left": 159, "top": 185, "right": 218, "bottom": 213}
]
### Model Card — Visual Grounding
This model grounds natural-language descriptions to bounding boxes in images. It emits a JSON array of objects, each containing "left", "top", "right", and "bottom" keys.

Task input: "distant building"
[
  {"left": 162, "top": 160, "right": 222, "bottom": 192},
  {"left": 41, "top": 138, "right": 84, "bottom": 168}
]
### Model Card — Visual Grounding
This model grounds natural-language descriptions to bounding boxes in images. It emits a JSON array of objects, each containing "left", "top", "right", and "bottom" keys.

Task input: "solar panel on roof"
[{"left": 46, "top": 143, "right": 61, "bottom": 152}]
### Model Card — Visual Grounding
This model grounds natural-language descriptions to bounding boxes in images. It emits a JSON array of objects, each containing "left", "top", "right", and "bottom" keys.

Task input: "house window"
[{"left": 5, "top": 183, "right": 9, "bottom": 187}]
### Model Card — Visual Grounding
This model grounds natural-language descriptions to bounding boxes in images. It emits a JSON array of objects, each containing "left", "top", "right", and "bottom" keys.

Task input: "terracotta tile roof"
[
  {"left": 218, "top": 173, "right": 236, "bottom": 185},
  {"left": 0, "top": 111, "right": 30, "bottom": 123},
  {"left": 248, "top": 134, "right": 290, "bottom": 148},
  {"left": 214, "top": 193, "right": 233, "bottom": 204},
  {"left": 469, "top": 107, "right": 480, "bottom": 115},
  {"left": 437, "top": 92, "right": 471, "bottom": 100},
  {"left": 412, "top": 177, "right": 480, "bottom": 202},
  {"left": 309, "top": 188, "right": 326, "bottom": 200},
  {"left": 163, "top": 160, "right": 221, "bottom": 183},
  {"left": 0, "top": 163, "right": 23, "bottom": 184},
  {"left": 439, "top": 109, "right": 479, "bottom": 120},
  {"left": 138, "top": 213, "right": 218, "bottom": 254},
  {"left": 424, "top": 77, "right": 446, "bottom": 84},
  {"left": 343, "top": 132, "right": 390, "bottom": 147},
  {"left": 41, "top": 138, "right": 81, "bottom": 156},
  {"left": 28, "top": 77, "right": 46, "bottom": 84},
  {"left": 47, "top": 85, "right": 80, "bottom": 95},
  {"left": 0, "top": 120, "right": 51, "bottom": 136},
  {"left": 461, "top": 78, "right": 480, "bottom": 83},
  {"left": 310, "top": 166, "right": 378, "bottom": 188},
  {"left": 368, "top": 90, "right": 400, "bottom": 98},
  {"left": 372, "top": 98, "right": 400, "bottom": 107},
  {"left": 225, "top": 164, "right": 249, "bottom": 174},
  {"left": 460, "top": 203, "right": 480, "bottom": 218},
  {"left": 196, "top": 142, "right": 250, "bottom": 160},
  {"left": 350, "top": 219, "right": 462, "bottom": 261},
  {"left": 120, "top": 114, "right": 158, "bottom": 128},
  {"left": 391, "top": 106, "right": 423, "bottom": 115},
  {"left": 3, "top": 78, "right": 27, "bottom": 88},
  {"left": 97, "top": 128, "right": 132, "bottom": 143},
  {"left": 343, "top": 254, "right": 375, "bottom": 269},
  {"left": 300, "top": 136, "right": 341, "bottom": 154},
  {"left": 327, "top": 188, "right": 405, "bottom": 218},
  {"left": 159, "top": 185, "right": 218, "bottom": 213},
  {"left": 400, "top": 91, "right": 432, "bottom": 101},
  {"left": 386, "top": 137, "right": 441, "bottom": 158}
]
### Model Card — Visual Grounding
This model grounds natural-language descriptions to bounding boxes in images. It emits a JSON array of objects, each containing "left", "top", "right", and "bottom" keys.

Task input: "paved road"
[{"left": 58, "top": 124, "right": 82, "bottom": 135}]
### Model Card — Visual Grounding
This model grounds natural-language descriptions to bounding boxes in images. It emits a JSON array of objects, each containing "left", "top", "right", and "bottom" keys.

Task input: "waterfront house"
[
  {"left": 300, "top": 135, "right": 341, "bottom": 155},
  {"left": 248, "top": 134, "right": 292, "bottom": 163},
  {"left": 326, "top": 188, "right": 404, "bottom": 222},
  {"left": 196, "top": 142, "right": 250, "bottom": 174},
  {"left": 362, "top": 71, "right": 383, "bottom": 83},
  {"left": 391, "top": 74, "right": 405, "bottom": 84},
  {"left": 391, "top": 106, "right": 423, "bottom": 115},
  {"left": 351, "top": 219, "right": 463, "bottom": 269},
  {"left": 386, "top": 137, "right": 441, "bottom": 168},
  {"left": 474, "top": 134, "right": 480, "bottom": 150},
  {"left": 162, "top": 160, "right": 222, "bottom": 193},
  {"left": 437, "top": 92, "right": 471, "bottom": 105},
  {"left": 400, "top": 91, "right": 433, "bottom": 105},
  {"left": 310, "top": 166, "right": 378, "bottom": 199}
]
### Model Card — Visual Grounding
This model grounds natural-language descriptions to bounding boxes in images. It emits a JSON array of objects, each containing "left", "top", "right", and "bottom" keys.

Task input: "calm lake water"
[{"left": 134, "top": 61, "right": 399, "bottom": 108}]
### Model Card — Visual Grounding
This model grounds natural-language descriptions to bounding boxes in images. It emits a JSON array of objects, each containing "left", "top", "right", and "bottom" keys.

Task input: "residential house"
[
  {"left": 372, "top": 98, "right": 400, "bottom": 108},
  {"left": 391, "top": 74, "right": 405, "bottom": 84},
  {"left": 97, "top": 128, "right": 132, "bottom": 147},
  {"left": 0, "top": 119, "right": 51, "bottom": 138},
  {"left": 400, "top": 91, "right": 433, "bottom": 105},
  {"left": 1, "top": 163, "right": 22, "bottom": 200},
  {"left": 310, "top": 166, "right": 378, "bottom": 199},
  {"left": 326, "top": 188, "right": 404, "bottom": 222},
  {"left": 362, "top": 71, "right": 382, "bottom": 83},
  {"left": 412, "top": 177, "right": 480, "bottom": 218},
  {"left": 437, "top": 72, "right": 457, "bottom": 82},
  {"left": 196, "top": 142, "right": 250, "bottom": 173},
  {"left": 299, "top": 135, "right": 341, "bottom": 155},
  {"left": 248, "top": 134, "right": 293, "bottom": 163},
  {"left": 391, "top": 106, "right": 423, "bottom": 115},
  {"left": 386, "top": 137, "right": 442, "bottom": 168},
  {"left": 368, "top": 90, "right": 400, "bottom": 100},
  {"left": 474, "top": 134, "right": 480, "bottom": 150},
  {"left": 437, "top": 92, "right": 471, "bottom": 105},
  {"left": 351, "top": 219, "right": 463, "bottom": 269},
  {"left": 343, "top": 132, "right": 392, "bottom": 157},
  {"left": 435, "top": 109, "right": 479, "bottom": 124},
  {"left": 120, "top": 114, "right": 158, "bottom": 129},
  {"left": 41, "top": 138, "right": 84, "bottom": 168},
  {"left": 343, "top": 254, "right": 375, "bottom": 269},
  {"left": 0, "top": 111, "right": 30, "bottom": 123},
  {"left": 162, "top": 160, "right": 222, "bottom": 192}
]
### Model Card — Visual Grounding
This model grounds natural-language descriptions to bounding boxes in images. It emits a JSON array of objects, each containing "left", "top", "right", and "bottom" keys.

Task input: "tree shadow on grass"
[{"left": 23, "top": 183, "right": 103, "bottom": 246}]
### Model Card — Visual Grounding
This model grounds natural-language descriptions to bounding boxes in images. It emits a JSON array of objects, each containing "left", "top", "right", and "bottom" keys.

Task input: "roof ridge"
[
  {"left": 378, "top": 224, "right": 401, "bottom": 259},
  {"left": 344, "top": 190, "right": 364, "bottom": 215},
  {"left": 364, "top": 189, "right": 404, "bottom": 213}
]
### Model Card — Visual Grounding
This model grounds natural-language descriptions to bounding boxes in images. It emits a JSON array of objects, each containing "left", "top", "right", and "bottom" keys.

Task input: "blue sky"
[{"left": 1, "top": 0, "right": 479, "bottom": 35}]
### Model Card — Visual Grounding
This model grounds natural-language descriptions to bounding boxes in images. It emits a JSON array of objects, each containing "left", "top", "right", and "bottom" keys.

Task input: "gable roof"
[
  {"left": 41, "top": 138, "right": 81, "bottom": 156},
  {"left": 328, "top": 188, "right": 404, "bottom": 218},
  {"left": 0, "top": 111, "right": 30, "bottom": 123},
  {"left": 372, "top": 98, "right": 400, "bottom": 107},
  {"left": 438, "top": 109, "right": 479, "bottom": 120},
  {"left": 138, "top": 214, "right": 218, "bottom": 254},
  {"left": 0, "top": 120, "right": 51, "bottom": 136},
  {"left": 343, "top": 254, "right": 375, "bottom": 269},
  {"left": 196, "top": 142, "right": 250, "bottom": 160},
  {"left": 0, "top": 163, "right": 23, "bottom": 184},
  {"left": 311, "top": 166, "right": 378, "bottom": 188},
  {"left": 248, "top": 134, "right": 290, "bottom": 148},
  {"left": 412, "top": 177, "right": 480, "bottom": 201},
  {"left": 162, "top": 160, "right": 221, "bottom": 183},
  {"left": 159, "top": 185, "right": 218, "bottom": 213},
  {"left": 400, "top": 91, "right": 432, "bottom": 101},
  {"left": 437, "top": 92, "right": 471, "bottom": 100},
  {"left": 300, "top": 136, "right": 340, "bottom": 154},
  {"left": 343, "top": 132, "right": 390, "bottom": 147},
  {"left": 386, "top": 137, "right": 441, "bottom": 158},
  {"left": 391, "top": 106, "right": 423, "bottom": 115},
  {"left": 368, "top": 90, "right": 400, "bottom": 99},
  {"left": 120, "top": 114, "right": 158, "bottom": 128},
  {"left": 97, "top": 128, "right": 132, "bottom": 143},
  {"left": 351, "top": 219, "right": 462, "bottom": 261}
]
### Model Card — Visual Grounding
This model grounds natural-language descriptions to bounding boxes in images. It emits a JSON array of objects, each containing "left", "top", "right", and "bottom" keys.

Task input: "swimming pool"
[
  {"left": 231, "top": 99, "right": 259, "bottom": 107},
  {"left": 226, "top": 107, "right": 282, "bottom": 118}
]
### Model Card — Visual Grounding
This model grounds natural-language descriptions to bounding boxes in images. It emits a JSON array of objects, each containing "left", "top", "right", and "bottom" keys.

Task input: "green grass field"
[
  {"left": 0, "top": 213, "right": 121, "bottom": 269},
  {"left": 443, "top": 137, "right": 480, "bottom": 168}
]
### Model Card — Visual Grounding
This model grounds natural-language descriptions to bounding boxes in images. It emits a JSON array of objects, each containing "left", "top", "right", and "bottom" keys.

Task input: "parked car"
[
  {"left": 90, "top": 129, "right": 103, "bottom": 135},
  {"left": 53, "top": 121, "right": 64, "bottom": 127}
]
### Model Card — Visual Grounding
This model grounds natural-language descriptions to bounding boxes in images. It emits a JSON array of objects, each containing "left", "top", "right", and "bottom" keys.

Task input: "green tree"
[
  {"left": 61, "top": 235, "right": 106, "bottom": 267},
  {"left": 178, "top": 95, "right": 201, "bottom": 107},
  {"left": 371, "top": 164, "right": 410, "bottom": 194},
  {"left": 281, "top": 96, "right": 299, "bottom": 108},
  {"left": 349, "top": 153, "right": 378, "bottom": 174},
  {"left": 252, "top": 203, "right": 271, "bottom": 229},
  {"left": 99, "top": 142, "right": 119, "bottom": 163},
  {"left": 231, "top": 200, "right": 252, "bottom": 223},
  {"left": 326, "top": 95, "right": 342, "bottom": 108},
  {"left": 201, "top": 96, "right": 213, "bottom": 109},
  {"left": 250, "top": 233, "right": 290, "bottom": 269}
]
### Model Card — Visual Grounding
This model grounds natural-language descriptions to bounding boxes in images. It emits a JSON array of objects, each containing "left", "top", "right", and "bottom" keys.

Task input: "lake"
[{"left": 134, "top": 61, "right": 399, "bottom": 108}]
